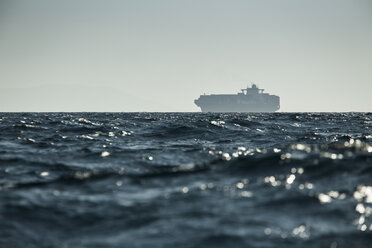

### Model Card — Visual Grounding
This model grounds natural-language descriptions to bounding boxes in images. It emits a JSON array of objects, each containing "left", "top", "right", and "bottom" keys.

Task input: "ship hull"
[
  {"left": 199, "top": 104, "right": 279, "bottom": 112},
  {"left": 195, "top": 94, "right": 280, "bottom": 113}
]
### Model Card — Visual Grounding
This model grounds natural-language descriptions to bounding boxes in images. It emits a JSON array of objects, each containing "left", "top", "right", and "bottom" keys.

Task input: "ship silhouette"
[{"left": 194, "top": 84, "right": 280, "bottom": 112}]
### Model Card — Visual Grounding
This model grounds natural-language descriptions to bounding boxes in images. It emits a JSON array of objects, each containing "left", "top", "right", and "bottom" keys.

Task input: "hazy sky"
[{"left": 0, "top": 0, "right": 371, "bottom": 112}]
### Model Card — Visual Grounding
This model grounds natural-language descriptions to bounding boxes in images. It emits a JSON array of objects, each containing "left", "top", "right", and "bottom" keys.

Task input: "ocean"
[{"left": 0, "top": 112, "right": 371, "bottom": 248}]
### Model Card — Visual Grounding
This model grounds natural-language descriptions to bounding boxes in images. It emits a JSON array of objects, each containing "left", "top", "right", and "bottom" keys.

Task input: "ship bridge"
[{"left": 241, "top": 84, "right": 264, "bottom": 95}]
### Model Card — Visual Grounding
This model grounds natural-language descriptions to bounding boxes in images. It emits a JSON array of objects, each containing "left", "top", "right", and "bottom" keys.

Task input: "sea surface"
[{"left": 0, "top": 113, "right": 372, "bottom": 248}]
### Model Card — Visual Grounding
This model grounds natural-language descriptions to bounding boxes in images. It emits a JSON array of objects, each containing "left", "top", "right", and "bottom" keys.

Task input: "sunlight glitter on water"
[{"left": 101, "top": 151, "right": 110, "bottom": 157}]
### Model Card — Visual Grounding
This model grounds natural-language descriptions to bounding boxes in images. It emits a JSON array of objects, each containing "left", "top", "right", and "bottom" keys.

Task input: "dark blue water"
[{"left": 1, "top": 113, "right": 372, "bottom": 247}]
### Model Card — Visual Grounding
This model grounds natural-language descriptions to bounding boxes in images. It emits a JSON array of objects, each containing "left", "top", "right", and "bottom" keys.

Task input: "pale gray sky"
[{"left": 0, "top": 0, "right": 371, "bottom": 112}]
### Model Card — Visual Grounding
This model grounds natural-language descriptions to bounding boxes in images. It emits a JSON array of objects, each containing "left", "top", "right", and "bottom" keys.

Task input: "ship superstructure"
[{"left": 194, "top": 84, "right": 280, "bottom": 112}]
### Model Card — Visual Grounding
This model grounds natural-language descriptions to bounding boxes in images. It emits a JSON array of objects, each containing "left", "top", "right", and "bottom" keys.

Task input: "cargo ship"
[{"left": 194, "top": 84, "right": 280, "bottom": 112}]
